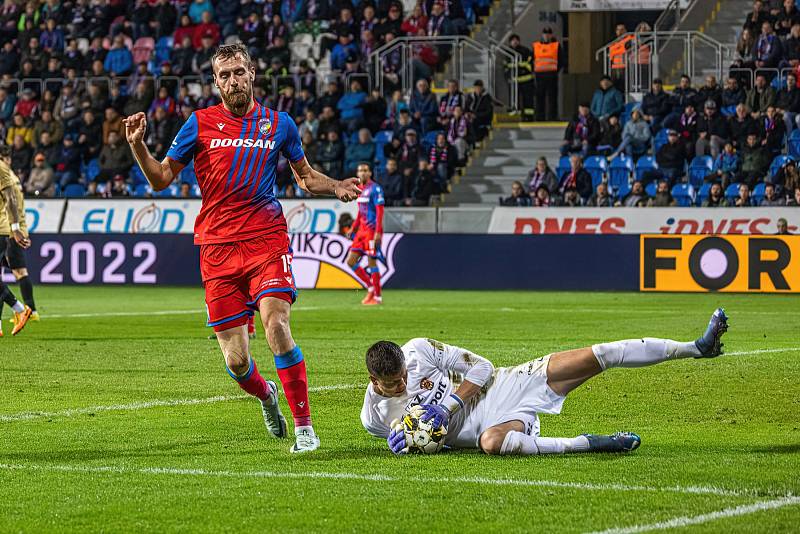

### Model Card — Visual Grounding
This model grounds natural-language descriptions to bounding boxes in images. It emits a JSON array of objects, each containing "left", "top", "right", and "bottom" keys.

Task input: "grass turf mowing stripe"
[
  {"left": 0, "top": 383, "right": 362, "bottom": 422},
  {"left": 590, "top": 496, "right": 800, "bottom": 533},
  {"left": 0, "top": 463, "right": 788, "bottom": 498}
]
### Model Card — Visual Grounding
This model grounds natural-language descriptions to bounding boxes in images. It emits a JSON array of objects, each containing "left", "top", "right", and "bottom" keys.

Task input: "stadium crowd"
[
  {"left": 0, "top": 0, "right": 493, "bottom": 203},
  {"left": 508, "top": 0, "right": 800, "bottom": 208}
]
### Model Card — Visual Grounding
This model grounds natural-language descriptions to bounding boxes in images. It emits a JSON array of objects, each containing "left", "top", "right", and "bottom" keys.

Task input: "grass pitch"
[{"left": 0, "top": 287, "right": 798, "bottom": 533}]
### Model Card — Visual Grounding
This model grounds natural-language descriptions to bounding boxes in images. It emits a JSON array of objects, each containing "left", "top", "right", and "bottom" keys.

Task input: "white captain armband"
[{"left": 10, "top": 223, "right": 20, "bottom": 232}]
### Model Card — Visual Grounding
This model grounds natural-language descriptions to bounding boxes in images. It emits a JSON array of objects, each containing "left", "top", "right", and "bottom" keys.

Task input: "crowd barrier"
[
  {"left": 7, "top": 233, "right": 798, "bottom": 293},
  {"left": 21, "top": 200, "right": 800, "bottom": 235}
]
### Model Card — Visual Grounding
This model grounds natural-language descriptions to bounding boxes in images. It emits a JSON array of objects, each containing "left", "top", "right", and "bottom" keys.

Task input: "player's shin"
[
  {"left": 499, "top": 431, "right": 590, "bottom": 455},
  {"left": 0, "top": 285, "right": 24, "bottom": 313},
  {"left": 274, "top": 346, "right": 312, "bottom": 428},
  {"left": 366, "top": 266, "right": 381, "bottom": 299},
  {"left": 226, "top": 354, "right": 271, "bottom": 402},
  {"left": 352, "top": 266, "right": 372, "bottom": 289},
  {"left": 17, "top": 276, "right": 35, "bottom": 312},
  {"left": 592, "top": 338, "right": 701, "bottom": 370}
]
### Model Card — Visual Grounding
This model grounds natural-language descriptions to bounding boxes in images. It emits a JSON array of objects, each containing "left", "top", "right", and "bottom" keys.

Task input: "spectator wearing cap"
[
  {"left": 500, "top": 181, "right": 531, "bottom": 206},
  {"left": 26, "top": 152, "right": 56, "bottom": 197},
  {"left": 560, "top": 102, "right": 600, "bottom": 158},
  {"left": 642, "top": 79, "right": 671, "bottom": 132},
  {"left": 331, "top": 31, "right": 358, "bottom": 71},
  {"left": 54, "top": 134, "right": 82, "bottom": 188},
  {"left": 104, "top": 35, "right": 133, "bottom": 77},
  {"left": 465, "top": 80, "right": 494, "bottom": 142},
  {"left": 759, "top": 105, "right": 785, "bottom": 154},
  {"left": 654, "top": 129, "right": 687, "bottom": 184},
  {"left": 696, "top": 99, "right": 730, "bottom": 158},
  {"left": 776, "top": 72, "right": 800, "bottom": 133},
  {"left": 610, "top": 108, "right": 651, "bottom": 159},
  {"left": 740, "top": 132, "right": 771, "bottom": 187},
  {"left": 410, "top": 79, "right": 438, "bottom": 134},
  {"left": 590, "top": 75, "right": 624, "bottom": 124},
  {"left": 746, "top": 73, "right": 777, "bottom": 118}
]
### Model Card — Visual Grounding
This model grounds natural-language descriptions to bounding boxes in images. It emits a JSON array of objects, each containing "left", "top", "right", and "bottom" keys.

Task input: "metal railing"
[
  {"left": 370, "top": 35, "right": 519, "bottom": 111},
  {"left": 596, "top": 31, "right": 734, "bottom": 98}
]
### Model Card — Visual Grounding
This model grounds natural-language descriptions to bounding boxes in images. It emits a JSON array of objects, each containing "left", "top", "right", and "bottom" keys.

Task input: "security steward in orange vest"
[
  {"left": 609, "top": 24, "right": 634, "bottom": 91},
  {"left": 532, "top": 26, "right": 563, "bottom": 121},
  {"left": 507, "top": 33, "right": 534, "bottom": 121}
]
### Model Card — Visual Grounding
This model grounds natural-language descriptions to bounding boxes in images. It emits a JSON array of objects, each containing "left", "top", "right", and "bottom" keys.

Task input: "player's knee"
[
  {"left": 12, "top": 268, "right": 27, "bottom": 279},
  {"left": 265, "top": 312, "right": 290, "bottom": 342},
  {"left": 479, "top": 429, "right": 507, "bottom": 455},
  {"left": 224, "top": 349, "right": 249, "bottom": 375}
]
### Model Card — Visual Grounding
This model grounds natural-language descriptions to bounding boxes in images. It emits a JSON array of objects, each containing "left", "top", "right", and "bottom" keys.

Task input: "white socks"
[
  {"left": 500, "top": 431, "right": 590, "bottom": 455},
  {"left": 11, "top": 301, "right": 24, "bottom": 314},
  {"left": 591, "top": 338, "right": 701, "bottom": 371}
]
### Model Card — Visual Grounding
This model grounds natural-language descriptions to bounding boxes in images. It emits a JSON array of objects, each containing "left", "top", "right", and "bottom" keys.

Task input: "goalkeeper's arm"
[{"left": 422, "top": 339, "right": 495, "bottom": 415}]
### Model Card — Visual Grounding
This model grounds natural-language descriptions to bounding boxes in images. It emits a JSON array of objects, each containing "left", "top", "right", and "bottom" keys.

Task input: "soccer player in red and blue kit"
[
  {"left": 345, "top": 163, "right": 385, "bottom": 305},
  {"left": 123, "top": 44, "right": 360, "bottom": 453}
]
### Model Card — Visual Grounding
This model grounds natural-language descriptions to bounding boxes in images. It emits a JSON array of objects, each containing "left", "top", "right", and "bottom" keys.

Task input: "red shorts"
[
  {"left": 350, "top": 228, "right": 380, "bottom": 258},
  {"left": 200, "top": 233, "right": 296, "bottom": 332}
]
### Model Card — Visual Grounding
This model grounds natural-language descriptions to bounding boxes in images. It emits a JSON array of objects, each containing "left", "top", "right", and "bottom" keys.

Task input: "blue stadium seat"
[
  {"left": 155, "top": 36, "right": 173, "bottom": 64},
  {"left": 752, "top": 182, "right": 767, "bottom": 204},
  {"left": 133, "top": 184, "right": 151, "bottom": 197},
  {"left": 788, "top": 130, "right": 800, "bottom": 158},
  {"left": 556, "top": 155, "right": 571, "bottom": 180},
  {"left": 635, "top": 156, "right": 658, "bottom": 182},
  {"left": 374, "top": 130, "right": 393, "bottom": 144},
  {"left": 645, "top": 182, "right": 657, "bottom": 197},
  {"left": 696, "top": 182, "right": 712, "bottom": 206},
  {"left": 725, "top": 182, "right": 743, "bottom": 203},
  {"left": 130, "top": 165, "right": 147, "bottom": 185},
  {"left": 63, "top": 184, "right": 86, "bottom": 197},
  {"left": 671, "top": 183, "right": 695, "bottom": 206},
  {"left": 179, "top": 162, "right": 197, "bottom": 185},
  {"left": 769, "top": 154, "right": 793, "bottom": 178},
  {"left": 688, "top": 155, "right": 713, "bottom": 187},
  {"left": 615, "top": 181, "right": 631, "bottom": 200},
  {"left": 608, "top": 155, "right": 633, "bottom": 189},
  {"left": 156, "top": 185, "right": 178, "bottom": 197},
  {"left": 85, "top": 158, "right": 100, "bottom": 181},
  {"left": 620, "top": 101, "right": 638, "bottom": 127},
  {"left": 653, "top": 129, "right": 668, "bottom": 153},
  {"left": 192, "top": 184, "right": 202, "bottom": 198},
  {"left": 583, "top": 155, "right": 607, "bottom": 187}
]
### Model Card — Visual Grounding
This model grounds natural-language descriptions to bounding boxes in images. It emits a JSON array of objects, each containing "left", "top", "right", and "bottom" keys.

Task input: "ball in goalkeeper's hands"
[{"left": 392, "top": 405, "right": 447, "bottom": 454}]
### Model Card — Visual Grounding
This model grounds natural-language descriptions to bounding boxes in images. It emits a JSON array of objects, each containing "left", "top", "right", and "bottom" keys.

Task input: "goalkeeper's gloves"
[
  {"left": 420, "top": 393, "right": 464, "bottom": 429},
  {"left": 387, "top": 428, "right": 408, "bottom": 455}
]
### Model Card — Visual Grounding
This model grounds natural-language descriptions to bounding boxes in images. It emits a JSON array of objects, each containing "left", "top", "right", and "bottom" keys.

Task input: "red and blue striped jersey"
[
  {"left": 356, "top": 180, "right": 385, "bottom": 231},
  {"left": 166, "top": 102, "right": 304, "bottom": 245}
]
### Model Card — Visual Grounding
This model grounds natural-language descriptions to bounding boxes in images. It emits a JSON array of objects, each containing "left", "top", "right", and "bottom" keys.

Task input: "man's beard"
[{"left": 221, "top": 86, "right": 252, "bottom": 116}]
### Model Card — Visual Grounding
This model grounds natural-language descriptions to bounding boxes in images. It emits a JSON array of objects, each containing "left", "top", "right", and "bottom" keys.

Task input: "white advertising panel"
[
  {"left": 25, "top": 199, "right": 65, "bottom": 233},
  {"left": 488, "top": 207, "right": 800, "bottom": 235}
]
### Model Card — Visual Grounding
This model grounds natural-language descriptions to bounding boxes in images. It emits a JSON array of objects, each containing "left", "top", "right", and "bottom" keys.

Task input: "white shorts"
[{"left": 451, "top": 355, "right": 567, "bottom": 449}]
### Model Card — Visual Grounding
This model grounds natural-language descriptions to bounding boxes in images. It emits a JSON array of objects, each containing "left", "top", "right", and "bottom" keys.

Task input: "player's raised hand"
[
  {"left": 123, "top": 112, "right": 147, "bottom": 146},
  {"left": 334, "top": 177, "right": 361, "bottom": 202}
]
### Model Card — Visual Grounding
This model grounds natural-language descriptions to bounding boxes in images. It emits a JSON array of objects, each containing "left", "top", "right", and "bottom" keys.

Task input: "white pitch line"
[
  {"left": 724, "top": 347, "right": 800, "bottom": 356},
  {"left": 590, "top": 496, "right": 800, "bottom": 534},
  {"left": 0, "top": 383, "right": 361, "bottom": 423},
  {"left": 0, "top": 463, "right": 789, "bottom": 499},
  {"left": 43, "top": 307, "right": 322, "bottom": 319}
]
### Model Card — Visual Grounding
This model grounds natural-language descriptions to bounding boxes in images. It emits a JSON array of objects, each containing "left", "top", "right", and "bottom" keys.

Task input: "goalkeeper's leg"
[
  {"left": 480, "top": 422, "right": 640, "bottom": 455},
  {"left": 546, "top": 308, "right": 728, "bottom": 397}
]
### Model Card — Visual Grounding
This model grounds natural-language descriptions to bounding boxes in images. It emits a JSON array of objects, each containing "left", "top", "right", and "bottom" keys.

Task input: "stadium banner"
[
  {"left": 559, "top": 0, "right": 689, "bottom": 10},
  {"left": 59, "top": 199, "right": 357, "bottom": 234},
  {"left": 640, "top": 235, "right": 800, "bottom": 293},
  {"left": 25, "top": 199, "right": 65, "bottom": 233},
  {"left": 488, "top": 207, "right": 800, "bottom": 235},
  {"left": 20, "top": 234, "right": 639, "bottom": 290}
]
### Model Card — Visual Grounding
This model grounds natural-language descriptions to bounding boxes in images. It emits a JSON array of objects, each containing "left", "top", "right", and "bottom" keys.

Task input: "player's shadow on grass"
[
  {"left": 751, "top": 444, "right": 800, "bottom": 454},
  {"left": 0, "top": 439, "right": 217, "bottom": 463}
]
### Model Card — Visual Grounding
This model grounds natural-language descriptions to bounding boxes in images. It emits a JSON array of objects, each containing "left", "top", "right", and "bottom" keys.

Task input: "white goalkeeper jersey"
[{"left": 360, "top": 338, "right": 497, "bottom": 448}]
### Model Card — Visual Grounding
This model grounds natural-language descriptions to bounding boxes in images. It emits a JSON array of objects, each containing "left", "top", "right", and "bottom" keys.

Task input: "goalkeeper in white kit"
[{"left": 361, "top": 308, "right": 728, "bottom": 455}]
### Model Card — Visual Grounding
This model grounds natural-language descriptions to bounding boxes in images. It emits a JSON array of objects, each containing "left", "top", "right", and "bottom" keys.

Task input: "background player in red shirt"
[
  {"left": 345, "top": 163, "right": 385, "bottom": 305},
  {"left": 123, "top": 44, "right": 360, "bottom": 453}
]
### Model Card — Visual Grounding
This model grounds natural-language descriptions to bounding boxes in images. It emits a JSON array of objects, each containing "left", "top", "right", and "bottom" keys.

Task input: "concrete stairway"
[
  {"left": 446, "top": 126, "right": 564, "bottom": 204},
  {"left": 692, "top": 0, "right": 751, "bottom": 78}
]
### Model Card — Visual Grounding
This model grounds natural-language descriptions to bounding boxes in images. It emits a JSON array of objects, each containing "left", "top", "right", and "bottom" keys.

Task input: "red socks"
[
  {"left": 274, "top": 347, "right": 312, "bottom": 427},
  {"left": 227, "top": 357, "right": 268, "bottom": 400},
  {"left": 353, "top": 266, "right": 372, "bottom": 289},
  {"left": 367, "top": 267, "right": 382, "bottom": 298}
]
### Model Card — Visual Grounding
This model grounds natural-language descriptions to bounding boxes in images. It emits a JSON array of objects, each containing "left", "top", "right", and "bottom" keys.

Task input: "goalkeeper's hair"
[
  {"left": 366, "top": 341, "right": 405, "bottom": 377},
  {"left": 211, "top": 42, "right": 253, "bottom": 71}
]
